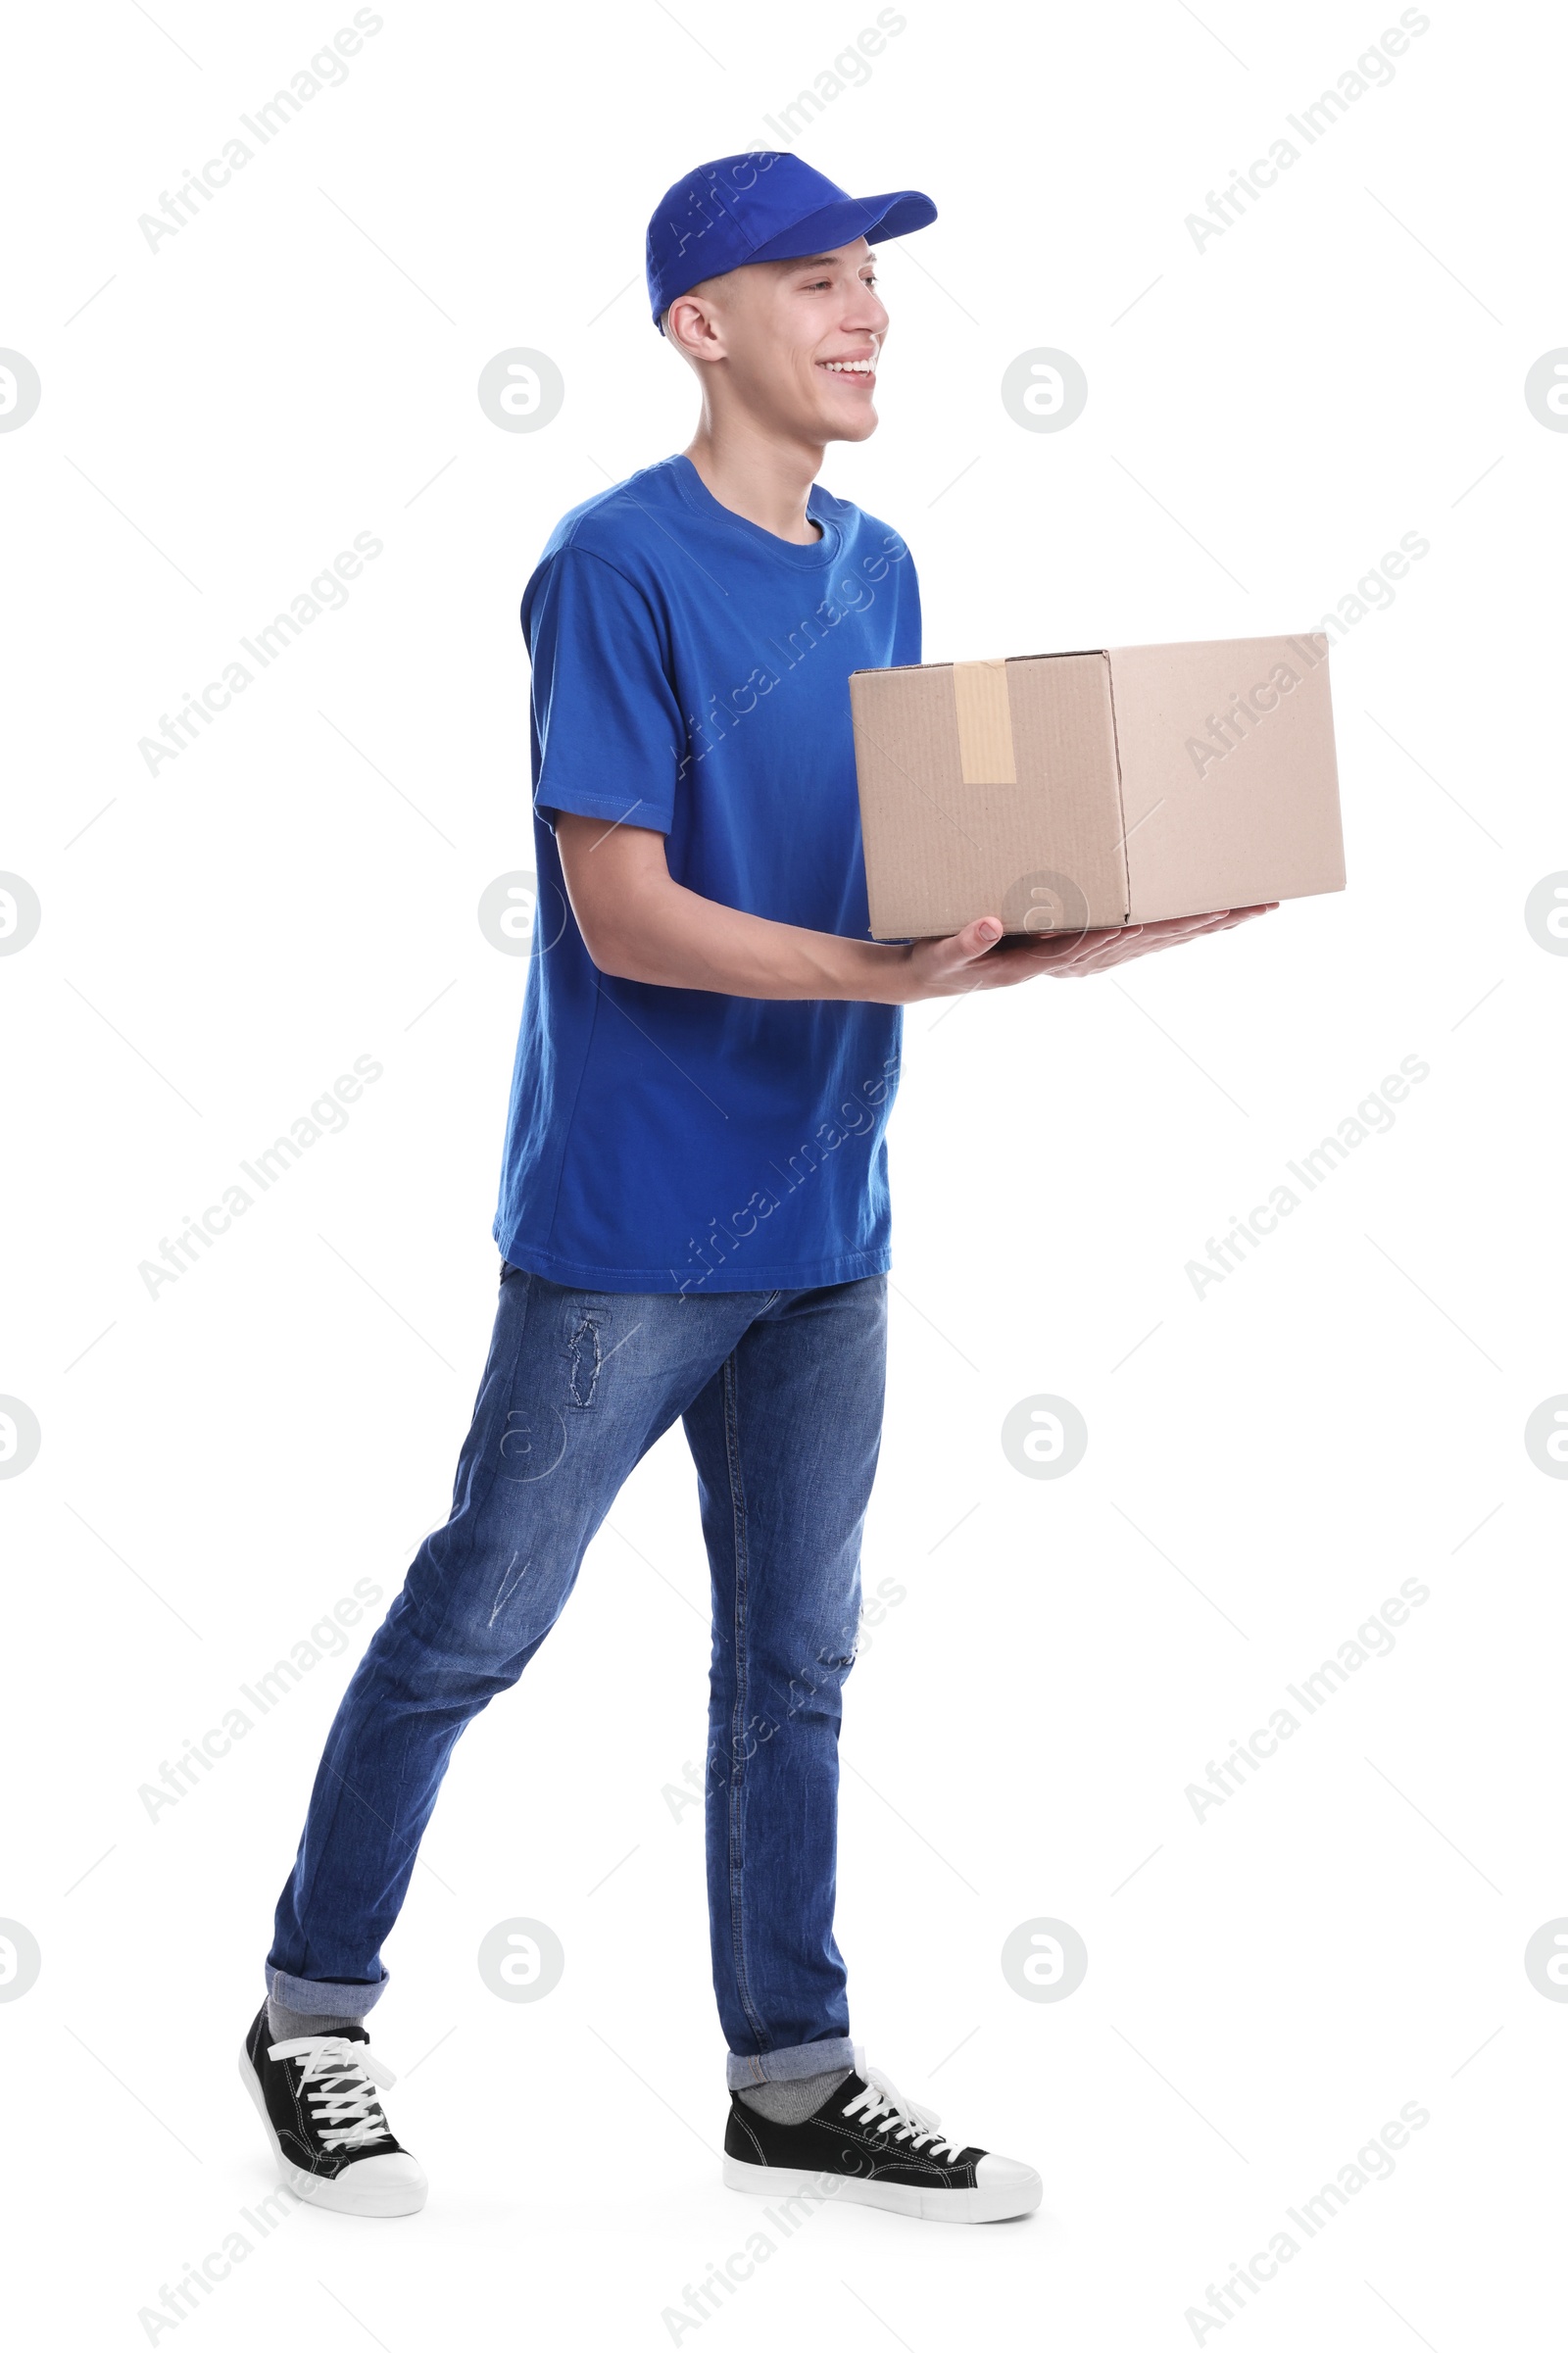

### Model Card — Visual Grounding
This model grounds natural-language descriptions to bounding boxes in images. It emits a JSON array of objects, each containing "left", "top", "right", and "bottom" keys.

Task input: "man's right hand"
[
  {"left": 554, "top": 810, "right": 1273, "bottom": 1005},
  {"left": 900, "top": 906, "right": 1276, "bottom": 1002}
]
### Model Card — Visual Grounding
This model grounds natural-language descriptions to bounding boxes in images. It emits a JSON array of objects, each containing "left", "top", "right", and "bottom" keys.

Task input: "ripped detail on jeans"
[
  {"left": 487, "top": 1551, "right": 528, "bottom": 1628},
  {"left": 564, "top": 1312, "right": 604, "bottom": 1408}
]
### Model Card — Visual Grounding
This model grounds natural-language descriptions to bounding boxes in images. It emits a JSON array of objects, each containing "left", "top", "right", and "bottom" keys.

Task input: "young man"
[{"left": 242, "top": 152, "right": 1266, "bottom": 2223}]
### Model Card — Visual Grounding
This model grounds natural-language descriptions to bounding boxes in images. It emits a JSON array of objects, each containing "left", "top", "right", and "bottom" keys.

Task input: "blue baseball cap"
[{"left": 646, "top": 151, "right": 936, "bottom": 333}]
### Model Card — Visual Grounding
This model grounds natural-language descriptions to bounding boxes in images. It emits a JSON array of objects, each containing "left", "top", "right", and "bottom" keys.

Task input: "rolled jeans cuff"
[
  {"left": 266, "top": 1961, "right": 389, "bottom": 2022},
  {"left": 726, "top": 2035, "right": 856, "bottom": 2091}
]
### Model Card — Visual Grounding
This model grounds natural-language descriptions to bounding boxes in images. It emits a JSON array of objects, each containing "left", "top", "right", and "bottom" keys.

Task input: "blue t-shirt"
[{"left": 493, "top": 452, "right": 920, "bottom": 1295}]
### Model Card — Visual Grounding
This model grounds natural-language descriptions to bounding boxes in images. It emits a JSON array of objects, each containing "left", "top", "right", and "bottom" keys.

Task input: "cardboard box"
[{"left": 849, "top": 635, "right": 1345, "bottom": 939}]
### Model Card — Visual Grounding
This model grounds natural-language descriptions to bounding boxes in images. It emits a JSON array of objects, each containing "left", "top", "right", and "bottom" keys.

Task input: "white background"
[{"left": 4, "top": 0, "right": 1565, "bottom": 2345}]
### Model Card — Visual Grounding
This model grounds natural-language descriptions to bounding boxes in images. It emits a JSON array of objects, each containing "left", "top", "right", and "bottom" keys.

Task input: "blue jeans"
[{"left": 268, "top": 1261, "right": 887, "bottom": 2086}]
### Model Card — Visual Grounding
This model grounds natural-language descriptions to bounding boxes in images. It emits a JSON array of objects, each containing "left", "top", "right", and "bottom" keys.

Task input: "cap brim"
[{"left": 743, "top": 188, "right": 937, "bottom": 267}]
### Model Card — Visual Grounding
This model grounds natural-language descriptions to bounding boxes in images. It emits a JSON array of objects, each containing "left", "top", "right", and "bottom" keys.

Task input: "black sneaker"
[
  {"left": 239, "top": 2005, "right": 427, "bottom": 2216},
  {"left": 723, "top": 2052, "right": 1041, "bottom": 2223}
]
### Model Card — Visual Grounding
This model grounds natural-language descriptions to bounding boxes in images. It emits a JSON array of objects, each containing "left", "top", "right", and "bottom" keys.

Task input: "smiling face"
[{"left": 664, "top": 237, "right": 890, "bottom": 452}]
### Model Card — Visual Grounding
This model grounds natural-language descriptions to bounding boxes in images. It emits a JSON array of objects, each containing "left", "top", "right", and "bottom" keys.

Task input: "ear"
[{"left": 665, "top": 289, "right": 727, "bottom": 365}]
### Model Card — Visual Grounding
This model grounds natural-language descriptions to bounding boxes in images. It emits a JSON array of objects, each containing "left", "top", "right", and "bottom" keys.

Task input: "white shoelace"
[
  {"left": 269, "top": 2034, "right": 397, "bottom": 2151},
  {"left": 842, "top": 2060, "right": 963, "bottom": 2162}
]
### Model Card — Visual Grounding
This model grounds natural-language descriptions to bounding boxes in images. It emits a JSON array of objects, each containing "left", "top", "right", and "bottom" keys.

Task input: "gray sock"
[
  {"left": 737, "top": 2066, "right": 852, "bottom": 2126},
  {"left": 267, "top": 1996, "right": 366, "bottom": 2043}
]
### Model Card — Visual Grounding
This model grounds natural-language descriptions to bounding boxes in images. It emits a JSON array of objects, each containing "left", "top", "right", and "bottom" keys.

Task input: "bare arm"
[{"left": 553, "top": 812, "right": 1273, "bottom": 1005}]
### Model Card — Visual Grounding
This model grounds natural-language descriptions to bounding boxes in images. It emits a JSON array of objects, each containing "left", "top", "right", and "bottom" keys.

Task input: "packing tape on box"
[{"left": 951, "top": 659, "right": 1016, "bottom": 785}]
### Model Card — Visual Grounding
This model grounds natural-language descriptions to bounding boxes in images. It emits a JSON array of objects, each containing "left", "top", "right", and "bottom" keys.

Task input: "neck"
[{"left": 682, "top": 414, "right": 824, "bottom": 545}]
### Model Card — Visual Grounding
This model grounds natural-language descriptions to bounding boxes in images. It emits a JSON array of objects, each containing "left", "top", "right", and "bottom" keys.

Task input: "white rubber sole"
[
  {"left": 238, "top": 2047, "right": 428, "bottom": 2217},
  {"left": 722, "top": 2154, "right": 1042, "bottom": 2224}
]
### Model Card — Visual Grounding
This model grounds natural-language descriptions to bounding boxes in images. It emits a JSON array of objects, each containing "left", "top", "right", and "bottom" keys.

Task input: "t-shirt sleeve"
[
  {"left": 899, "top": 547, "right": 922, "bottom": 666},
  {"left": 523, "top": 546, "right": 683, "bottom": 834}
]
